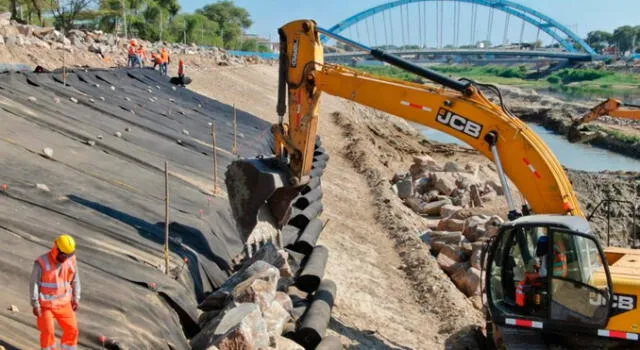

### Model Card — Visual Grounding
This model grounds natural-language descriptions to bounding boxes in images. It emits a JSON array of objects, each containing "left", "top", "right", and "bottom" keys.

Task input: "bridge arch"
[{"left": 324, "top": 0, "right": 596, "bottom": 55}]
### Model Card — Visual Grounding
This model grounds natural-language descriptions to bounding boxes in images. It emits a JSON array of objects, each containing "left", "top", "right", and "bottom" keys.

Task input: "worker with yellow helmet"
[{"left": 30, "top": 234, "right": 80, "bottom": 350}]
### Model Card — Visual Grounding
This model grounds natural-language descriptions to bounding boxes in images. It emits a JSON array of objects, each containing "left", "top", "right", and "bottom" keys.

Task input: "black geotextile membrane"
[{"left": 0, "top": 68, "right": 273, "bottom": 349}]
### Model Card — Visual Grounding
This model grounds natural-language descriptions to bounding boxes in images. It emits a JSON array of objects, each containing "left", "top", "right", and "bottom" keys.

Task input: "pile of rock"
[
  {"left": 391, "top": 155, "right": 506, "bottom": 305},
  {"left": 193, "top": 243, "right": 339, "bottom": 349},
  {"left": 0, "top": 12, "right": 269, "bottom": 66},
  {"left": 392, "top": 154, "right": 504, "bottom": 211}
]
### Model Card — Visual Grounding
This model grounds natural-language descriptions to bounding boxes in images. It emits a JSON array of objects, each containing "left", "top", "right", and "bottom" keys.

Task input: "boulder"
[
  {"left": 0, "top": 12, "right": 10, "bottom": 26},
  {"left": 463, "top": 216, "right": 489, "bottom": 242},
  {"left": 460, "top": 238, "right": 473, "bottom": 255},
  {"left": 88, "top": 43, "right": 101, "bottom": 53},
  {"left": 263, "top": 301, "right": 291, "bottom": 343},
  {"left": 485, "top": 215, "right": 504, "bottom": 237},
  {"left": 470, "top": 244, "right": 484, "bottom": 269},
  {"left": 440, "top": 204, "right": 462, "bottom": 218},
  {"left": 464, "top": 267, "right": 482, "bottom": 296},
  {"left": 431, "top": 173, "right": 457, "bottom": 196},
  {"left": 413, "top": 177, "right": 430, "bottom": 194},
  {"left": 395, "top": 176, "right": 413, "bottom": 199},
  {"left": 437, "top": 218, "right": 465, "bottom": 232},
  {"left": 450, "top": 262, "right": 471, "bottom": 291},
  {"left": 199, "top": 261, "right": 279, "bottom": 312},
  {"left": 437, "top": 244, "right": 464, "bottom": 274},
  {"left": 464, "top": 162, "right": 479, "bottom": 175},
  {"left": 470, "top": 295, "right": 484, "bottom": 310},
  {"left": 190, "top": 303, "right": 269, "bottom": 350},
  {"left": 429, "top": 234, "right": 464, "bottom": 253},
  {"left": 443, "top": 161, "right": 463, "bottom": 172},
  {"left": 231, "top": 275, "right": 277, "bottom": 312},
  {"left": 32, "top": 27, "right": 55, "bottom": 39},
  {"left": 16, "top": 24, "right": 33, "bottom": 37},
  {"left": 409, "top": 155, "right": 441, "bottom": 178},
  {"left": 485, "top": 179, "right": 504, "bottom": 195},
  {"left": 406, "top": 197, "right": 452, "bottom": 216},
  {"left": 273, "top": 291, "right": 293, "bottom": 314},
  {"left": 469, "top": 184, "right": 483, "bottom": 207},
  {"left": 43, "top": 30, "right": 63, "bottom": 43},
  {"left": 455, "top": 173, "right": 480, "bottom": 190}
]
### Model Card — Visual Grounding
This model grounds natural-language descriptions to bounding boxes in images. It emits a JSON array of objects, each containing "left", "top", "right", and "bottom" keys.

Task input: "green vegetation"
[
  {"left": 357, "top": 65, "right": 640, "bottom": 98},
  {"left": 591, "top": 125, "right": 640, "bottom": 144}
]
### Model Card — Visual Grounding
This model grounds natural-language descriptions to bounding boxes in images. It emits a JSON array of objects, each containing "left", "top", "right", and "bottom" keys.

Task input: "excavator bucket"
[
  {"left": 225, "top": 157, "right": 302, "bottom": 242},
  {"left": 567, "top": 124, "right": 601, "bottom": 143}
]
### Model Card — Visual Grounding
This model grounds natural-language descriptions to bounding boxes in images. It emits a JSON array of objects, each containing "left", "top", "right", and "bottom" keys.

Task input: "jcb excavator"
[
  {"left": 225, "top": 20, "right": 640, "bottom": 348},
  {"left": 568, "top": 98, "right": 640, "bottom": 143}
]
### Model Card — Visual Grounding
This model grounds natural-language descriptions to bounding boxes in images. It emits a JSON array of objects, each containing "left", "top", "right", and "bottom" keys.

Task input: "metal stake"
[
  {"left": 211, "top": 122, "right": 218, "bottom": 194},
  {"left": 232, "top": 105, "right": 238, "bottom": 155},
  {"left": 164, "top": 161, "right": 170, "bottom": 275}
]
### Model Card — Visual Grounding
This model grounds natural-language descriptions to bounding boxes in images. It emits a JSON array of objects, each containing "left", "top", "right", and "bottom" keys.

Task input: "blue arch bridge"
[{"left": 320, "top": 0, "right": 598, "bottom": 64}]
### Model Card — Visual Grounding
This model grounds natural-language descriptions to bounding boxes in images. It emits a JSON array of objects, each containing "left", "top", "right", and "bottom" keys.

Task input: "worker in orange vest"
[
  {"left": 160, "top": 47, "right": 170, "bottom": 76},
  {"left": 515, "top": 235, "right": 568, "bottom": 307},
  {"left": 136, "top": 44, "right": 147, "bottom": 67},
  {"left": 30, "top": 234, "right": 80, "bottom": 350},
  {"left": 178, "top": 59, "right": 185, "bottom": 77},
  {"left": 151, "top": 52, "right": 163, "bottom": 70},
  {"left": 128, "top": 39, "right": 138, "bottom": 68}
]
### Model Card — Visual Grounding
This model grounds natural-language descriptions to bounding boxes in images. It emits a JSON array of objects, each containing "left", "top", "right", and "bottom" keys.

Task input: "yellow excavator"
[
  {"left": 568, "top": 98, "right": 640, "bottom": 143},
  {"left": 225, "top": 20, "right": 640, "bottom": 348}
]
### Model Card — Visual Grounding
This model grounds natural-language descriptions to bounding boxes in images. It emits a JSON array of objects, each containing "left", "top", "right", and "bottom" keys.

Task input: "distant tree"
[
  {"left": 586, "top": 30, "right": 612, "bottom": 51},
  {"left": 612, "top": 25, "right": 636, "bottom": 53},
  {"left": 50, "top": 0, "right": 96, "bottom": 33},
  {"left": 196, "top": 0, "right": 251, "bottom": 48}
]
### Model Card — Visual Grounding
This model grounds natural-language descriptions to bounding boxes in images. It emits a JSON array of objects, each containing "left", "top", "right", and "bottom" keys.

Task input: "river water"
[{"left": 418, "top": 123, "right": 640, "bottom": 172}]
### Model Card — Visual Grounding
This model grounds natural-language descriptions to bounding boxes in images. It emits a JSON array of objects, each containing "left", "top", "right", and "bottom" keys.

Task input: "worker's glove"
[
  {"left": 32, "top": 306, "right": 41, "bottom": 317},
  {"left": 72, "top": 300, "right": 79, "bottom": 312}
]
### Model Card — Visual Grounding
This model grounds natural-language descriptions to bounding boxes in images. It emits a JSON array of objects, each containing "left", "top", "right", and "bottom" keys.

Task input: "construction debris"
[{"left": 42, "top": 147, "right": 54, "bottom": 159}]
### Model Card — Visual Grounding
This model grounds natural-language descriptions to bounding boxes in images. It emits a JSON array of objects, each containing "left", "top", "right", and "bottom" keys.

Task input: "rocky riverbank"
[
  {"left": 498, "top": 85, "right": 640, "bottom": 160},
  {"left": 0, "top": 12, "right": 268, "bottom": 70}
]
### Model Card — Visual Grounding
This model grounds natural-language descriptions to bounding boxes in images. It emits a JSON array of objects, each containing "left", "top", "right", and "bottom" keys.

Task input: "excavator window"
[
  {"left": 489, "top": 225, "right": 611, "bottom": 328},
  {"left": 548, "top": 229, "right": 609, "bottom": 326}
]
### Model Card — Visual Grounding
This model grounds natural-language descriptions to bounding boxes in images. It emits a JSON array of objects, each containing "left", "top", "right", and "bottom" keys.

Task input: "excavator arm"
[
  {"left": 225, "top": 20, "right": 582, "bottom": 239},
  {"left": 568, "top": 98, "right": 640, "bottom": 143}
]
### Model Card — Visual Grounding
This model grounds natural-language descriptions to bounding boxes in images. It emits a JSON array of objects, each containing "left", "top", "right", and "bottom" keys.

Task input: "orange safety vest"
[
  {"left": 552, "top": 241, "right": 568, "bottom": 277},
  {"left": 36, "top": 252, "right": 76, "bottom": 309},
  {"left": 178, "top": 60, "right": 185, "bottom": 76},
  {"left": 137, "top": 47, "right": 146, "bottom": 59},
  {"left": 128, "top": 45, "right": 136, "bottom": 55},
  {"left": 161, "top": 49, "right": 169, "bottom": 63}
]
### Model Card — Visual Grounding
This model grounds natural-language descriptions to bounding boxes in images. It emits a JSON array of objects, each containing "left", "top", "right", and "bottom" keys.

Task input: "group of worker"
[{"left": 127, "top": 39, "right": 171, "bottom": 75}]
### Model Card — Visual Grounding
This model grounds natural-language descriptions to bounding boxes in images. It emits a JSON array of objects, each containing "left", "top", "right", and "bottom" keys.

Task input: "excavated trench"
[{"left": 0, "top": 68, "right": 331, "bottom": 349}]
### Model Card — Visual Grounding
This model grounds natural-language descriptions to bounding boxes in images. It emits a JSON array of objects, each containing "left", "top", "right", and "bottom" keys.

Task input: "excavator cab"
[{"left": 485, "top": 215, "right": 614, "bottom": 344}]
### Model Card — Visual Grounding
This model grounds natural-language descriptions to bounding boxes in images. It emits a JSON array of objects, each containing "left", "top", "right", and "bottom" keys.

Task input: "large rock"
[
  {"left": 273, "top": 291, "right": 293, "bottom": 314},
  {"left": 437, "top": 218, "right": 465, "bottom": 232},
  {"left": 410, "top": 155, "right": 441, "bottom": 178},
  {"left": 470, "top": 244, "right": 484, "bottom": 269},
  {"left": 32, "top": 27, "right": 55, "bottom": 38},
  {"left": 444, "top": 161, "right": 463, "bottom": 172},
  {"left": 437, "top": 244, "right": 464, "bottom": 274},
  {"left": 0, "top": 12, "right": 10, "bottom": 26},
  {"left": 431, "top": 173, "right": 457, "bottom": 196},
  {"left": 395, "top": 176, "right": 413, "bottom": 199},
  {"left": 463, "top": 216, "right": 489, "bottom": 242},
  {"left": 0, "top": 25, "right": 19, "bottom": 37},
  {"left": 16, "top": 24, "right": 33, "bottom": 37},
  {"left": 190, "top": 303, "right": 269, "bottom": 350},
  {"left": 199, "top": 261, "right": 279, "bottom": 311},
  {"left": 405, "top": 197, "right": 452, "bottom": 216},
  {"left": 32, "top": 38, "right": 50, "bottom": 49},
  {"left": 485, "top": 179, "right": 504, "bottom": 195},
  {"left": 43, "top": 30, "right": 63, "bottom": 43},
  {"left": 421, "top": 231, "right": 463, "bottom": 252},
  {"left": 232, "top": 274, "right": 278, "bottom": 312},
  {"left": 464, "top": 267, "right": 482, "bottom": 296},
  {"left": 263, "top": 301, "right": 291, "bottom": 344},
  {"left": 440, "top": 204, "right": 462, "bottom": 218}
]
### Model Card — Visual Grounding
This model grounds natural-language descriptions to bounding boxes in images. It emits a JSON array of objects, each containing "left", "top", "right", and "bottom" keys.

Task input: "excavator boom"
[
  {"left": 568, "top": 98, "right": 640, "bottom": 143},
  {"left": 225, "top": 19, "right": 581, "bottom": 238}
]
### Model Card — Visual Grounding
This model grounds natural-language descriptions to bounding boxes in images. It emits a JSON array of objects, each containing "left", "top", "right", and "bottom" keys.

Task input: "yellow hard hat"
[{"left": 55, "top": 234, "right": 76, "bottom": 254}]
